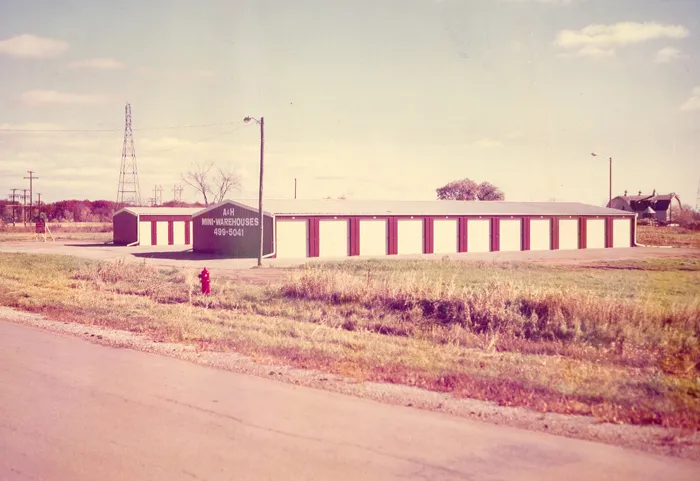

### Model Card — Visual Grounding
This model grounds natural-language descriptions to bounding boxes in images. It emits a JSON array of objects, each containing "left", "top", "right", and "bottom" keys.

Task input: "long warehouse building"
[{"left": 190, "top": 199, "right": 637, "bottom": 259}]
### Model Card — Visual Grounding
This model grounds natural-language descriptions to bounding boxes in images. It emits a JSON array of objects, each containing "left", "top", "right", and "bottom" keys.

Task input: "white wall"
[
  {"left": 173, "top": 221, "right": 185, "bottom": 245},
  {"left": 434, "top": 219, "right": 458, "bottom": 254},
  {"left": 613, "top": 218, "right": 632, "bottom": 248},
  {"left": 139, "top": 221, "right": 152, "bottom": 246},
  {"left": 586, "top": 219, "right": 606, "bottom": 249},
  {"left": 397, "top": 219, "right": 423, "bottom": 255},
  {"left": 468, "top": 219, "right": 491, "bottom": 252},
  {"left": 530, "top": 219, "right": 551, "bottom": 251},
  {"left": 156, "top": 221, "right": 169, "bottom": 246},
  {"left": 360, "top": 219, "right": 387, "bottom": 256},
  {"left": 319, "top": 220, "right": 349, "bottom": 258},
  {"left": 276, "top": 220, "right": 308, "bottom": 258},
  {"left": 559, "top": 219, "right": 578, "bottom": 250},
  {"left": 499, "top": 219, "right": 522, "bottom": 252}
]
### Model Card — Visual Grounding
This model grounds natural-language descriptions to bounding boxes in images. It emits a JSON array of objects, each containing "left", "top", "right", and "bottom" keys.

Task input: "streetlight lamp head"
[{"left": 243, "top": 116, "right": 252, "bottom": 123}]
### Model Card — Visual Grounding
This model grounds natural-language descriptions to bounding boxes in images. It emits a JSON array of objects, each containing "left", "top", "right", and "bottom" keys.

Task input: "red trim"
[
  {"left": 168, "top": 221, "right": 174, "bottom": 245},
  {"left": 458, "top": 217, "right": 468, "bottom": 253},
  {"left": 185, "top": 221, "right": 191, "bottom": 245},
  {"left": 605, "top": 217, "right": 613, "bottom": 248},
  {"left": 579, "top": 217, "right": 587, "bottom": 249},
  {"left": 551, "top": 218, "right": 559, "bottom": 250},
  {"left": 490, "top": 218, "right": 500, "bottom": 252},
  {"left": 423, "top": 217, "right": 434, "bottom": 254},
  {"left": 308, "top": 218, "right": 319, "bottom": 257},
  {"left": 522, "top": 218, "right": 531, "bottom": 251},
  {"left": 630, "top": 216, "right": 636, "bottom": 247},
  {"left": 349, "top": 218, "right": 359, "bottom": 256},
  {"left": 151, "top": 221, "right": 157, "bottom": 246},
  {"left": 388, "top": 217, "right": 398, "bottom": 255}
]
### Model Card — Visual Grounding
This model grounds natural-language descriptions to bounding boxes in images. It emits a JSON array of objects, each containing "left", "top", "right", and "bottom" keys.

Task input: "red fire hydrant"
[{"left": 198, "top": 268, "right": 211, "bottom": 295}]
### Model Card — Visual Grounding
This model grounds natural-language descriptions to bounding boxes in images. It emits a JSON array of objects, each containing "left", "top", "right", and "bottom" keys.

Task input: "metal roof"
[
  {"left": 114, "top": 207, "right": 201, "bottom": 217},
  {"left": 195, "top": 199, "right": 631, "bottom": 217}
]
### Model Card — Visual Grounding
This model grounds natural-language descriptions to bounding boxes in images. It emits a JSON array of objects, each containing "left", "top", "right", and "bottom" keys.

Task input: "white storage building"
[
  {"left": 112, "top": 207, "right": 200, "bottom": 246},
  {"left": 191, "top": 199, "right": 636, "bottom": 259}
]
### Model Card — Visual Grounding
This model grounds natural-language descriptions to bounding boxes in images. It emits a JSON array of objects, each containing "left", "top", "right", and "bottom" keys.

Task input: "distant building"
[{"left": 607, "top": 190, "right": 681, "bottom": 224}]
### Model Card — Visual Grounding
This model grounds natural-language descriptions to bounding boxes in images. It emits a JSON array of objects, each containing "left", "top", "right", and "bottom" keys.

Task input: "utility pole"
[
  {"left": 9, "top": 189, "right": 19, "bottom": 225},
  {"left": 23, "top": 170, "right": 38, "bottom": 221},
  {"left": 36, "top": 193, "right": 42, "bottom": 215},
  {"left": 258, "top": 117, "right": 265, "bottom": 267},
  {"left": 21, "top": 189, "right": 29, "bottom": 225},
  {"left": 294, "top": 178, "right": 297, "bottom": 200},
  {"left": 243, "top": 115, "right": 265, "bottom": 267}
]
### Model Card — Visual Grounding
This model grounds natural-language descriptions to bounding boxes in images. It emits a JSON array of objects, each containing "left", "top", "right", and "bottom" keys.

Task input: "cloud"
[
  {"left": 555, "top": 22, "right": 689, "bottom": 57},
  {"left": 68, "top": 57, "right": 126, "bottom": 70},
  {"left": 472, "top": 138, "right": 504, "bottom": 149},
  {"left": 680, "top": 86, "right": 700, "bottom": 112},
  {"left": 0, "top": 34, "right": 69, "bottom": 58},
  {"left": 19, "top": 90, "right": 112, "bottom": 107},
  {"left": 654, "top": 47, "right": 685, "bottom": 64},
  {"left": 559, "top": 46, "right": 616, "bottom": 58}
]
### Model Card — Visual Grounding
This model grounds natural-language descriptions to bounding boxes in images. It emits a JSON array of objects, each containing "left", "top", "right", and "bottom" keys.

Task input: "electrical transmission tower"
[
  {"left": 116, "top": 102, "right": 141, "bottom": 208},
  {"left": 172, "top": 183, "right": 184, "bottom": 202}
]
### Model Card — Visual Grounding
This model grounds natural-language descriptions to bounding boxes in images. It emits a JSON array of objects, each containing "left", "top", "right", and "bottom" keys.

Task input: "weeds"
[{"left": 0, "top": 253, "right": 699, "bottom": 428}]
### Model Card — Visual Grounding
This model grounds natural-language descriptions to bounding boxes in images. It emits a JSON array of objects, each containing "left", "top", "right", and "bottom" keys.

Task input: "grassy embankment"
[
  {"left": 637, "top": 225, "right": 700, "bottom": 248},
  {"left": 0, "top": 222, "right": 112, "bottom": 243},
  {"left": 0, "top": 253, "right": 698, "bottom": 428}
]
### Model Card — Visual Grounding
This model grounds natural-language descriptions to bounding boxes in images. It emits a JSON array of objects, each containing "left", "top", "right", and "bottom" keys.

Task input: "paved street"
[{"left": 1, "top": 320, "right": 698, "bottom": 480}]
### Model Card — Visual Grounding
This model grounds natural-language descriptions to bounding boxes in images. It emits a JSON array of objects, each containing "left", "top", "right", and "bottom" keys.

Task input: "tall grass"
[{"left": 280, "top": 268, "right": 700, "bottom": 374}]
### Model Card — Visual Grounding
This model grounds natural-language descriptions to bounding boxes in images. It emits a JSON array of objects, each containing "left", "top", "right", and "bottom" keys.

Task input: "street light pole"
[
  {"left": 608, "top": 156, "right": 612, "bottom": 207},
  {"left": 244, "top": 116, "right": 265, "bottom": 267}
]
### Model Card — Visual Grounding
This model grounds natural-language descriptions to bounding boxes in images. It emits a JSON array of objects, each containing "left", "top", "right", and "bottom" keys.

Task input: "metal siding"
[
  {"left": 434, "top": 219, "right": 458, "bottom": 254},
  {"left": 359, "top": 219, "right": 388, "bottom": 256},
  {"left": 559, "top": 219, "right": 578, "bottom": 250},
  {"left": 173, "top": 221, "right": 185, "bottom": 245},
  {"left": 613, "top": 218, "right": 632, "bottom": 248},
  {"left": 458, "top": 218, "right": 468, "bottom": 253},
  {"left": 319, "top": 220, "right": 349, "bottom": 258},
  {"left": 139, "top": 221, "right": 152, "bottom": 246},
  {"left": 586, "top": 219, "right": 606, "bottom": 249},
  {"left": 276, "top": 220, "right": 309, "bottom": 259},
  {"left": 499, "top": 219, "right": 522, "bottom": 252},
  {"left": 530, "top": 219, "right": 552, "bottom": 251},
  {"left": 156, "top": 221, "right": 169, "bottom": 246},
  {"left": 388, "top": 217, "right": 398, "bottom": 255},
  {"left": 522, "top": 218, "right": 531, "bottom": 251},
  {"left": 112, "top": 211, "right": 138, "bottom": 245},
  {"left": 192, "top": 202, "right": 274, "bottom": 257},
  {"left": 398, "top": 219, "right": 424, "bottom": 255},
  {"left": 467, "top": 219, "right": 491, "bottom": 253}
]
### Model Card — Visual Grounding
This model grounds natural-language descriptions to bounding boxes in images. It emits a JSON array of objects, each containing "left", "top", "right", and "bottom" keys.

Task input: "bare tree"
[{"left": 181, "top": 161, "right": 240, "bottom": 206}]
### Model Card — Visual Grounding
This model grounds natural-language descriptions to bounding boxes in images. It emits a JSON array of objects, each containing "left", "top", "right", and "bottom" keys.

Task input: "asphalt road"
[{"left": 1, "top": 321, "right": 698, "bottom": 481}]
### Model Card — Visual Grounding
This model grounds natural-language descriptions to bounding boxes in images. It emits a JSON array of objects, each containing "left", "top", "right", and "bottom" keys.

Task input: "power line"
[
  {"left": 145, "top": 125, "right": 247, "bottom": 155},
  {"left": 0, "top": 120, "right": 244, "bottom": 133}
]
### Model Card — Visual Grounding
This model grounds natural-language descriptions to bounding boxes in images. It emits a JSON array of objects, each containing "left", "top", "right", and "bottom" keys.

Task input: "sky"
[{"left": 0, "top": 0, "right": 698, "bottom": 206}]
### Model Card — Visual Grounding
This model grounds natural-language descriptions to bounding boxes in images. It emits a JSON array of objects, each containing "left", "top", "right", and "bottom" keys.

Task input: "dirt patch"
[{"left": 2, "top": 306, "right": 699, "bottom": 462}]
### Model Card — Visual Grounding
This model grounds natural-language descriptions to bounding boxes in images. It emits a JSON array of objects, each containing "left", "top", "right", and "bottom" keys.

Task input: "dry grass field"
[
  {"left": 0, "top": 222, "right": 112, "bottom": 243},
  {"left": 637, "top": 225, "right": 700, "bottom": 248},
  {"left": 0, "top": 252, "right": 698, "bottom": 430}
]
